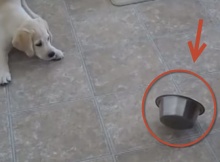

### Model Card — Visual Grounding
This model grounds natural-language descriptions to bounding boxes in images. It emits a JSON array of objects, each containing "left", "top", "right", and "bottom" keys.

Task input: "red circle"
[{"left": 142, "top": 69, "right": 217, "bottom": 148}]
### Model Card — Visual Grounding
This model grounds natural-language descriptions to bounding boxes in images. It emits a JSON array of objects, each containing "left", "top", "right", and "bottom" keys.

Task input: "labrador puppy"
[{"left": 0, "top": 0, "right": 64, "bottom": 85}]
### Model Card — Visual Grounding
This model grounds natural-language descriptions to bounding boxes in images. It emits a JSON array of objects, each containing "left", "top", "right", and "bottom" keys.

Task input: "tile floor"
[{"left": 0, "top": 0, "right": 220, "bottom": 161}]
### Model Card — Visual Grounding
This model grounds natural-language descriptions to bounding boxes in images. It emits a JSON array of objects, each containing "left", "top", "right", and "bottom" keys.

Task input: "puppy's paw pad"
[{"left": 0, "top": 71, "right": 11, "bottom": 86}]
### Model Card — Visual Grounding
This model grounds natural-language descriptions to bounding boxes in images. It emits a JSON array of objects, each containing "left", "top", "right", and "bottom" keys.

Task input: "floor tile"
[
  {"left": 116, "top": 142, "right": 215, "bottom": 162},
  {"left": 71, "top": 7, "right": 146, "bottom": 51},
  {"left": 0, "top": 87, "right": 7, "bottom": 114},
  {"left": 200, "top": 0, "right": 220, "bottom": 22},
  {"left": 207, "top": 131, "right": 220, "bottom": 160},
  {"left": 0, "top": 115, "right": 11, "bottom": 162},
  {"left": 97, "top": 74, "right": 199, "bottom": 153},
  {"left": 84, "top": 39, "right": 165, "bottom": 95},
  {"left": 137, "top": 0, "right": 211, "bottom": 37},
  {"left": 13, "top": 99, "right": 109, "bottom": 162},
  {"left": 0, "top": 100, "right": 7, "bottom": 115},
  {"left": 176, "top": 72, "right": 220, "bottom": 132},
  {"left": 65, "top": 0, "right": 108, "bottom": 22},
  {"left": 154, "top": 32, "right": 220, "bottom": 74},
  {"left": 0, "top": 87, "right": 5, "bottom": 97},
  {"left": 9, "top": 55, "right": 91, "bottom": 111},
  {"left": 201, "top": 25, "right": 220, "bottom": 50}
]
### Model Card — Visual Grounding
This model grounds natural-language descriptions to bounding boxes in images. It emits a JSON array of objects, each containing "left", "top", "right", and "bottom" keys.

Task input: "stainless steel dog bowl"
[{"left": 155, "top": 95, "right": 205, "bottom": 130}]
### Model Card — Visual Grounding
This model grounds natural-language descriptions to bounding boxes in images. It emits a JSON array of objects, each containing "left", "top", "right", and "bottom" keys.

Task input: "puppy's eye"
[
  {"left": 47, "top": 37, "right": 50, "bottom": 41},
  {"left": 35, "top": 41, "right": 42, "bottom": 47}
]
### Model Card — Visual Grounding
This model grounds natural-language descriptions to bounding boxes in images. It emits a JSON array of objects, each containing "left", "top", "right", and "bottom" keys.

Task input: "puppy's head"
[{"left": 12, "top": 18, "right": 63, "bottom": 61}]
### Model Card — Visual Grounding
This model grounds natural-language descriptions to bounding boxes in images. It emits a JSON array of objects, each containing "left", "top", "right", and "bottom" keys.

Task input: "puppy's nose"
[{"left": 48, "top": 51, "right": 55, "bottom": 58}]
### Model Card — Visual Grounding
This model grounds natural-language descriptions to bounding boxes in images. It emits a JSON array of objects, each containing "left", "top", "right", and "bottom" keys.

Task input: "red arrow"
[{"left": 188, "top": 19, "right": 207, "bottom": 63}]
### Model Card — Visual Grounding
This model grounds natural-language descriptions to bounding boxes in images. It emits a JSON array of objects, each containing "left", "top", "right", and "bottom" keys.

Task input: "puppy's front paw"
[
  {"left": 53, "top": 50, "right": 64, "bottom": 61},
  {"left": 0, "top": 71, "right": 11, "bottom": 86}
]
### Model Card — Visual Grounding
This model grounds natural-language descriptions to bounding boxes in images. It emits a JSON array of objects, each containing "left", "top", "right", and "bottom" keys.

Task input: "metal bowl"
[{"left": 155, "top": 94, "right": 205, "bottom": 130}]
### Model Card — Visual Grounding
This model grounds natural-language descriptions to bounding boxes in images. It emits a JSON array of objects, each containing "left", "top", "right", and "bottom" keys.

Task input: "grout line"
[
  {"left": 62, "top": 1, "right": 117, "bottom": 162},
  {"left": 5, "top": 86, "right": 16, "bottom": 162}
]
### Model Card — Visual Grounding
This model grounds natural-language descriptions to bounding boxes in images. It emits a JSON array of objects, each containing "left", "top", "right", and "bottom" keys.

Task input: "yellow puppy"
[{"left": 0, "top": 0, "right": 64, "bottom": 85}]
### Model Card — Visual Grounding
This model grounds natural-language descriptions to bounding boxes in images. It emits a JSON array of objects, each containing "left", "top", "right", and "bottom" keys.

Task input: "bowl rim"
[{"left": 155, "top": 94, "right": 205, "bottom": 115}]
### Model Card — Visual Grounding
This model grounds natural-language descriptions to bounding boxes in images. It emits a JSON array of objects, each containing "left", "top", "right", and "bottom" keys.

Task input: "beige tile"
[
  {"left": 72, "top": 7, "right": 146, "bottom": 51},
  {"left": 84, "top": 40, "right": 165, "bottom": 95},
  {"left": 0, "top": 115, "right": 11, "bottom": 162},
  {"left": 13, "top": 99, "right": 109, "bottom": 162},
  {"left": 117, "top": 142, "right": 215, "bottom": 162},
  {"left": 154, "top": 32, "right": 220, "bottom": 74},
  {"left": 137, "top": 0, "right": 211, "bottom": 37},
  {"left": 9, "top": 55, "right": 91, "bottom": 111}
]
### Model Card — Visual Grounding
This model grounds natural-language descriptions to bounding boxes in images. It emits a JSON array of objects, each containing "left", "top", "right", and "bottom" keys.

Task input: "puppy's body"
[{"left": 0, "top": 0, "right": 64, "bottom": 85}]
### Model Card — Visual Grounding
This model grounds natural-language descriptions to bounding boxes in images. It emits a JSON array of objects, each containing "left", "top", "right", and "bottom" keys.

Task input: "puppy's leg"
[{"left": 0, "top": 48, "right": 11, "bottom": 85}]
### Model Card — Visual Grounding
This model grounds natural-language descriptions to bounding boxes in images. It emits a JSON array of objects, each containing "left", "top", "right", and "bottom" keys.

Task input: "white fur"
[{"left": 0, "top": 0, "right": 64, "bottom": 85}]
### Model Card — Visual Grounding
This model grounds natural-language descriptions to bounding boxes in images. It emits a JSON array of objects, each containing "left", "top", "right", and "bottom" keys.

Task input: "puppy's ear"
[
  {"left": 12, "top": 29, "right": 34, "bottom": 57},
  {"left": 35, "top": 17, "right": 53, "bottom": 41}
]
